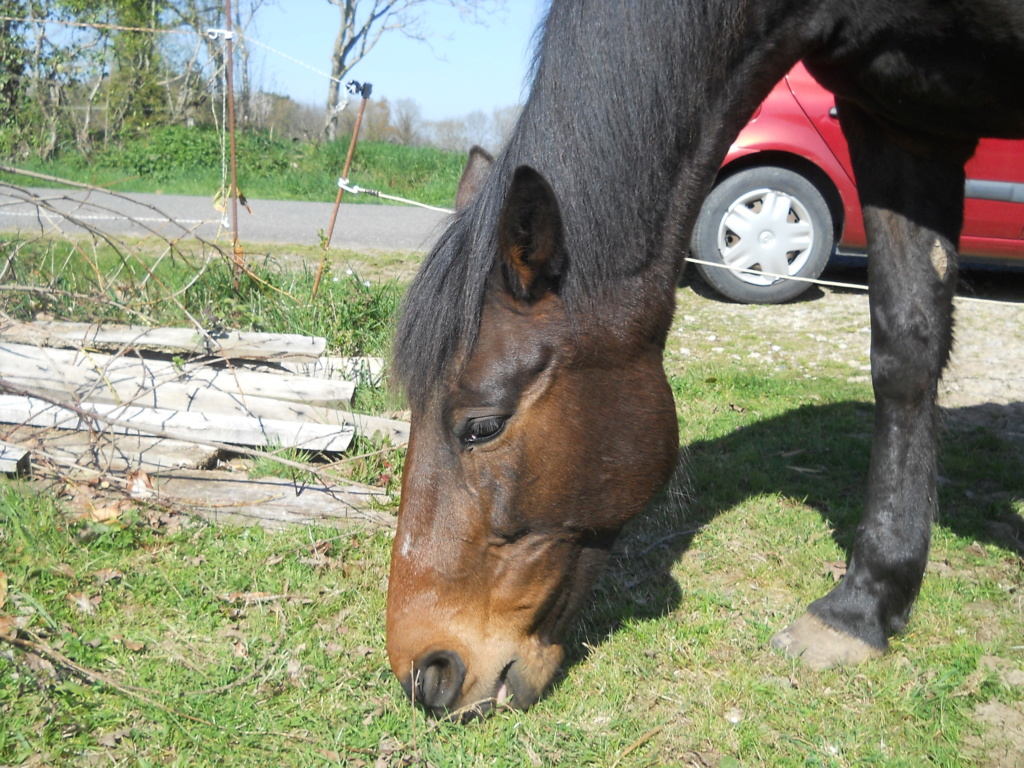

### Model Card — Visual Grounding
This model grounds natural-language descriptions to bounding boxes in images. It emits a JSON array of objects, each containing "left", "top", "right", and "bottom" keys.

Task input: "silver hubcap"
[{"left": 716, "top": 187, "right": 815, "bottom": 286}]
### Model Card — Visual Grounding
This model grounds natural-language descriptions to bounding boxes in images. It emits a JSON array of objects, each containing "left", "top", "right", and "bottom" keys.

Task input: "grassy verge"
[
  {"left": 1, "top": 128, "right": 466, "bottom": 208},
  {"left": 1, "top": 257, "right": 1022, "bottom": 766}
]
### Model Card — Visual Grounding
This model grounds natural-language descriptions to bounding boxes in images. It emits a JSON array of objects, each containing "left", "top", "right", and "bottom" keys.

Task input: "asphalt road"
[{"left": 0, "top": 186, "right": 452, "bottom": 252}]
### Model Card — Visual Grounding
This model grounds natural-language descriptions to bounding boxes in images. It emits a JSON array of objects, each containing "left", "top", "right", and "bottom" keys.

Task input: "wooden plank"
[
  {"left": 0, "top": 440, "right": 30, "bottom": 474},
  {"left": 150, "top": 469, "right": 395, "bottom": 531},
  {"left": 0, "top": 343, "right": 405, "bottom": 444},
  {"left": 0, "top": 320, "right": 326, "bottom": 363},
  {"left": 4, "top": 426, "right": 218, "bottom": 475},
  {"left": 13, "top": 378, "right": 408, "bottom": 446},
  {"left": 0, "top": 395, "right": 354, "bottom": 452},
  {"left": 280, "top": 356, "right": 385, "bottom": 385},
  {"left": 343, "top": 412, "right": 410, "bottom": 446},
  {"left": 0, "top": 342, "right": 355, "bottom": 407}
]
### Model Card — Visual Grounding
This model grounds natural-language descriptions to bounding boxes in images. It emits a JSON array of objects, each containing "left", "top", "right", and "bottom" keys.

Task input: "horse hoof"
[{"left": 770, "top": 613, "right": 885, "bottom": 670}]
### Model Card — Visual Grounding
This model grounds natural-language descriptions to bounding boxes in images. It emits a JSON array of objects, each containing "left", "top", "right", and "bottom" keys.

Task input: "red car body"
[{"left": 724, "top": 63, "right": 1024, "bottom": 264}]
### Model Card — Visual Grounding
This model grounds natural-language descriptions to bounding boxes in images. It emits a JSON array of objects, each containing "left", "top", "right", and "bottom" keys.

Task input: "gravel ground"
[{"left": 673, "top": 264, "right": 1024, "bottom": 445}]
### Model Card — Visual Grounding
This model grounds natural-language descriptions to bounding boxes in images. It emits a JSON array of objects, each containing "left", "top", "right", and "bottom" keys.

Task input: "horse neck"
[{"left": 494, "top": 0, "right": 816, "bottom": 306}]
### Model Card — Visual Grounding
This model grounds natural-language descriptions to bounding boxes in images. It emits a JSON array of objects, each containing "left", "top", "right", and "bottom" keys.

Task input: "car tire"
[{"left": 690, "top": 166, "right": 834, "bottom": 304}]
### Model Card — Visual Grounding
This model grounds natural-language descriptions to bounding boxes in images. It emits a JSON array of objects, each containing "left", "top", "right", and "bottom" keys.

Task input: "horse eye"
[{"left": 460, "top": 415, "right": 507, "bottom": 446}]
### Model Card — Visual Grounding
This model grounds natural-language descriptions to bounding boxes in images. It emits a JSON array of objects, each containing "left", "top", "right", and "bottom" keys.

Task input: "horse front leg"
[{"left": 771, "top": 101, "right": 977, "bottom": 668}]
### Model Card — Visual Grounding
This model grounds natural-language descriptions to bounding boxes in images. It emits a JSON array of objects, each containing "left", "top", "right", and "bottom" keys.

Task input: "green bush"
[{"left": 103, "top": 126, "right": 299, "bottom": 182}]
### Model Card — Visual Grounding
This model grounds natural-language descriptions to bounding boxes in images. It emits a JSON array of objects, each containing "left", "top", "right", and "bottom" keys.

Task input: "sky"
[{"left": 249, "top": 1, "right": 547, "bottom": 122}]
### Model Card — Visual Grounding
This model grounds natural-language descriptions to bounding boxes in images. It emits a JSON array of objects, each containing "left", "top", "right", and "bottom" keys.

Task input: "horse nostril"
[{"left": 413, "top": 650, "right": 466, "bottom": 713}]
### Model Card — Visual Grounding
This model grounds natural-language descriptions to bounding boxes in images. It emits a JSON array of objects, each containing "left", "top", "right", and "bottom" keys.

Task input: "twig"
[
  {"left": 0, "top": 628, "right": 218, "bottom": 727},
  {"left": 610, "top": 725, "right": 664, "bottom": 768}
]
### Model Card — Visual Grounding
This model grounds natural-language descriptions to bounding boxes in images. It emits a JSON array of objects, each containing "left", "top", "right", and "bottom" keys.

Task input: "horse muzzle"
[{"left": 394, "top": 641, "right": 560, "bottom": 720}]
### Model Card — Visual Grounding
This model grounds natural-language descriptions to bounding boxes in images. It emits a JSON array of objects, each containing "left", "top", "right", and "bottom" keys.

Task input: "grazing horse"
[{"left": 387, "top": 0, "right": 1024, "bottom": 717}]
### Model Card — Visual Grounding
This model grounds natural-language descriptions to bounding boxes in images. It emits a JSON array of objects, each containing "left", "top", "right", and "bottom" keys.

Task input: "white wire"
[
  {"left": 241, "top": 33, "right": 345, "bottom": 86},
  {"left": 338, "top": 179, "right": 456, "bottom": 214},
  {"left": 684, "top": 256, "right": 869, "bottom": 292}
]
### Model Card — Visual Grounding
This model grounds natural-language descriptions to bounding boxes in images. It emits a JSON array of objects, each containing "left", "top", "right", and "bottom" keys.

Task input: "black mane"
[{"left": 392, "top": 0, "right": 789, "bottom": 409}]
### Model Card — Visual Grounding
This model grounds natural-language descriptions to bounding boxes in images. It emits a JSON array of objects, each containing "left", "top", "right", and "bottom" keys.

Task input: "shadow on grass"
[{"left": 565, "top": 398, "right": 1024, "bottom": 668}]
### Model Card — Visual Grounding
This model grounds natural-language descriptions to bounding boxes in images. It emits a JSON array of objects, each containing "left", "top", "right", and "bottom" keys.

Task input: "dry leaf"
[
  {"left": 310, "top": 540, "right": 333, "bottom": 556},
  {"left": 123, "top": 639, "right": 145, "bottom": 652},
  {"left": 85, "top": 504, "right": 125, "bottom": 523},
  {"left": 25, "top": 652, "right": 56, "bottom": 678},
  {"left": 0, "top": 614, "right": 16, "bottom": 639},
  {"left": 264, "top": 554, "right": 286, "bottom": 566},
  {"left": 826, "top": 561, "right": 848, "bottom": 581},
  {"left": 298, "top": 555, "right": 336, "bottom": 569},
  {"left": 96, "top": 728, "right": 131, "bottom": 748},
  {"left": 325, "top": 641, "right": 345, "bottom": 656},
  {"left": 53, "top": 563, "right": 77, "bottom": 580},
  {"left": 0, "top": 571, "right": 6, "bottom": 610},
  {"left": 93, "top": 569, "right": 124, "bottom": 586},
  {"left": 127, "top": 469, "right": 154, "bottom": 499},
  {"left": 67, "top": 592, "right": 102, "bottom": 615}
]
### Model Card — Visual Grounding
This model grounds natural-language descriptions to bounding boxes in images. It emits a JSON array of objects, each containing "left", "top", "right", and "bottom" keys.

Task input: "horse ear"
[
  {"left": 455, "top": 145, "right": 494, "bottom": 209},
  {"left": 496, "top": 166, "right": 565, "bottom": 302}
]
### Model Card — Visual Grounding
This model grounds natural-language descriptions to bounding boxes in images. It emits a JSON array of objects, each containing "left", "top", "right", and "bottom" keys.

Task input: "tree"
[
  {"left": 322, "top": 0, "right": 503, "bottom": 142},
  {"left": 391, "top": 97, "right": 422, "bottom": 145},
  {"left": 0, "top": 1, "right": 28, "bottom": 148}
]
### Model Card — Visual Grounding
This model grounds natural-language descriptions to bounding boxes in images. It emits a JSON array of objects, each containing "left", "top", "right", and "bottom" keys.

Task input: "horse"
[{"left": 386, "top": 0, "right": 1024, "bottom": 718}]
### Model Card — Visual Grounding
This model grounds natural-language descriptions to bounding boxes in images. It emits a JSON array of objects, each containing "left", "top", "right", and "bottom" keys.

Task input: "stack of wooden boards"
[{"left": 0, "top": 319, "right": 408, "bottom": 529}]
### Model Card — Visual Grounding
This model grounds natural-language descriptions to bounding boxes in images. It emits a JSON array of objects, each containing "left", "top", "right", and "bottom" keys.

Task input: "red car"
[{"left": 691, "top": 63, "right": 1024, "bottom": 303}]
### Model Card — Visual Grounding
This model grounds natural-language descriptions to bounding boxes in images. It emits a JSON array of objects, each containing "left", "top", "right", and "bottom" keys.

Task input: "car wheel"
[{"left": 690, "top": 166, "right": 834, "bottom": 303}]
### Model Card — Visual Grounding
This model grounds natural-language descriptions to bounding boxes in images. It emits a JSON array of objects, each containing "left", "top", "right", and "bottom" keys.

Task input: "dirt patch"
[{"left": 967, "top": 699, "right": 1024, "bottom": 768}]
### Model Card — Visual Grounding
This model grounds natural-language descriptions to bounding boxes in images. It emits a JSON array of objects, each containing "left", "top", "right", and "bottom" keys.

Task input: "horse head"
[{"left": 386, "top": 164, "right": 679, "bottom": 718}]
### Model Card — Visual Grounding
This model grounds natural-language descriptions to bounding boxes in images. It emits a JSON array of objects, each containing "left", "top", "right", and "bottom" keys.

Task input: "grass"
[
  {"left": 0, "top": 235, "right": 404, "bottom": 360},
  {"left": 1, "top": 129, "right": 467, "bottom": 208},
  {"left": 1, "top": 250, "right": 1023, "bottom": 765}
]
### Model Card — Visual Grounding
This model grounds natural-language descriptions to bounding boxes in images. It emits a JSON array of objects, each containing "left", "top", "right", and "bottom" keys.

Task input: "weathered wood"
[
  {"left": 0, "top": 344, "right": 408, "bottom": 445},
  {"left": 0, "top": 320, "right": 327, "bottom": 363},
  {"left": 150, "top": 469, "right": 395, "bottom": 531},
  {"left": 0, "top": 342, "right": 355, "bottom": 408},
  {"left": 6, "top": 426, "right": 219, "bottom": 475},
  {"left": 0, "top": 440, "right": 30, "bottom": 474},
  {"left": 343, "top": 412, "right": 410, "bottom": 445},
  {"left": 280, "top": 356, "right": 386, "bottom": 385},
  {"left": 0, "top": 395, "right": 354, "bottom": 452}
]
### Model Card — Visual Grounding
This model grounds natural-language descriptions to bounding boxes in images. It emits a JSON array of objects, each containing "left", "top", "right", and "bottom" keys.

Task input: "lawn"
[{"left": 1, "top": 245, "right": 1022, "bottom": 766}]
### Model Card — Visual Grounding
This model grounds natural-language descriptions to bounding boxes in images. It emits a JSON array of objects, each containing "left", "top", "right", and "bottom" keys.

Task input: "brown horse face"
[{"left": 386, "top": 167, "right": 679, "bottom": 718}]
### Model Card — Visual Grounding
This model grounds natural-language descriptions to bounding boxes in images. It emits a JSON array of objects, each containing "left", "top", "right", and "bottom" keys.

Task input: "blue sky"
[{"left": 250, "top": 2, "right": 546, "bottom": 121}]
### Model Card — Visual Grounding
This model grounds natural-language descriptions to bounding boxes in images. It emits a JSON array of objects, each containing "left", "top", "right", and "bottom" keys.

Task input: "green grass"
[
  {"left": 0, "top": 236, "right": 403, "bottom": 359},
  {"left": 1, "top": 127, "right": 466, "bottom": 208},
  {"left": 1, "top": 254, "right": 1022, "bottom": 765}
]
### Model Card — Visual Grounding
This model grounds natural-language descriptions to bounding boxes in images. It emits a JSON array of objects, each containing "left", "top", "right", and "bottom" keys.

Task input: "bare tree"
[
  {"left": 462, "top": 108, "right": 487, "bottom": 145},
  {"left": 489, "top": 103, "right": 519, "bottom": 148},
  {"left": 428, "top": 117, "right": 466, "bottom": 152},
  {"left": 391, "top": 97, "right": 422, "bottom": 145},
  {"left": 165, "top": 0, "right": 275, "bottom": 127},
  {"left": 322, "top": 0, "right": 503, "bottom": 142}
]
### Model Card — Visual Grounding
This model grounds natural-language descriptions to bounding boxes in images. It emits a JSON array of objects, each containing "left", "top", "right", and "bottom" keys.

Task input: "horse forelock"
[{"left": 391, "top": 196, "right": 503, "bottom": 412}]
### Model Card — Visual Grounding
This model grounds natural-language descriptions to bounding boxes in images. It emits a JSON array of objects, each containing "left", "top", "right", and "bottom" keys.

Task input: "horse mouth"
[{"left": 430, "top": 658, "right": 542, "bottom": 721}]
